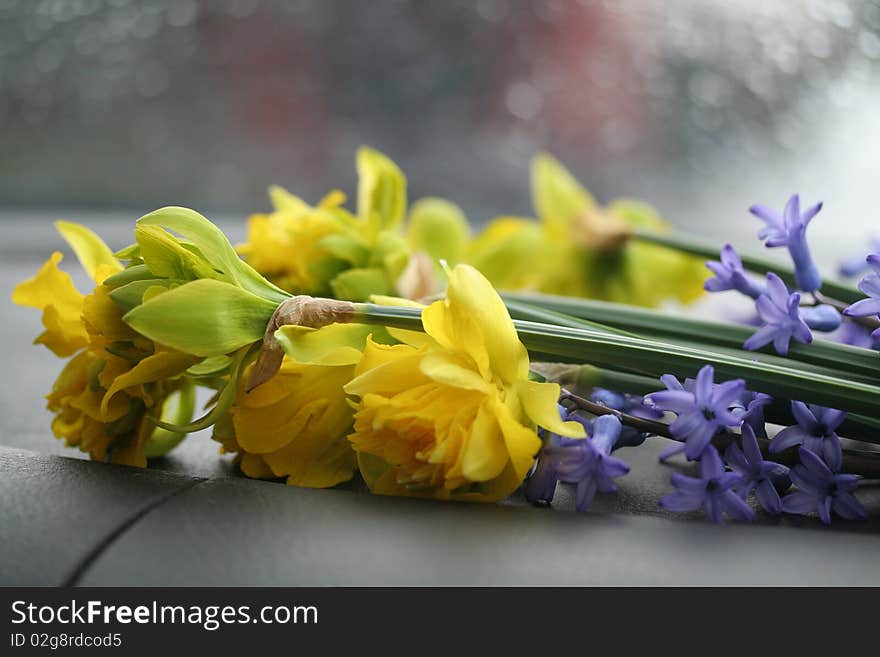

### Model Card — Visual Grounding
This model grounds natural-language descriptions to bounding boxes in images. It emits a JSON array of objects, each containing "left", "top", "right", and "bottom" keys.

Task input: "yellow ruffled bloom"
[
  {"left": 344, "top": 264, "right": 585, "bottom": 502},
  {"left": 237, "top": 186, "right": 350, "bottom": 296},
  {"left": 213, "top": 323, "right": 383, "bottom": 487},
  {"left": 238, "top": 147, "right": 412, "bottom": 302},
  {"left": 13, "top": 226, "right": 197, "bottom": 466}
]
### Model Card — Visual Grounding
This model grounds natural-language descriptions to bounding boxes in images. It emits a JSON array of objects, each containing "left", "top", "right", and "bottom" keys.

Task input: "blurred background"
[{"left": 1, "top": 0, "right": 879, "bottom": 256}]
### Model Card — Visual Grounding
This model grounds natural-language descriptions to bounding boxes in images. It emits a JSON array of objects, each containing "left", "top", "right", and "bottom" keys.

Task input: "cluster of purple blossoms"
[
  {"left": 704, "top": 194, "right": 852, "bottom": 356},
  {"left": 646, "top": 364, "right": 866, "bottom": 525},
  {"left": 645, "top": 366, "right": 744, "bottom": 461},
  {"left": 525, "top": 193, "right": 874, "bottom": 526},
  {"left": 524, "top": 407, "right": 630, "bottom": 512},
  {"left": 525, "top": 368, "right": 867, "bottom": 525}
]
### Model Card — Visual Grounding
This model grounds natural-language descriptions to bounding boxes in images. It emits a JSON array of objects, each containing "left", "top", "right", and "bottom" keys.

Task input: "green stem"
[
  {"left": 143, "top": 379, "right": 197, "bottom": 457},
  {"left": 501, "top": 292, "right": 880, "bottom": 380},
  {"left": 633, "top": 228, "right": 862, "bottom": 304}
]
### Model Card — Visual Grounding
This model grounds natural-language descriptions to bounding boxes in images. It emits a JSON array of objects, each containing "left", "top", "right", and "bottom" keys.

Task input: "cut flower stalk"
[{"left": 502, "top": 292, "right": 880, "bottom": 380}]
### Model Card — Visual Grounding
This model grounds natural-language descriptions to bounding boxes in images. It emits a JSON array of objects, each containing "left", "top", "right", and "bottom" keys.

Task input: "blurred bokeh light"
[{"left": 1, "top": 0, "right": 879, "bottom": 255}]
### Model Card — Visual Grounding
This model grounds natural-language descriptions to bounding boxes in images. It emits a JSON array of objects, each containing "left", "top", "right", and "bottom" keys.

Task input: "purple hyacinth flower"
[
  {"left": 524, "top": 437, "right": 561, "bottom": 504},
  {"left": 844, "top": 255, "right": 880, "bottom": 341},
  {"left": 724, "top": 424, "right": 790, "bottom": 514},
  {"left": 523, "top": 405, "right": 567, "bottom": 504},
  {"left": 769, "top": 401, "right": 844, "bottom": 472},
  {"left": 589, "top": 387, "right": 661, "bottom": 449},
  {"left": 828, "top": 320, "right": 879, "bottom": 349},
  {"left": 659, "top": 446, "right": 756, "bottom": 524},
  {"left": 781, "top": 447, "right": 867, "bottom": 525},
  {"left": 543, "top": 415, "right": 630, "bottom": 512},
  {"left": 646, "top": 365, "right": 745, "bottom": 461},
  {"left": 705, "top": 244, "right": 766, "bottom": 299},
  {"left": 750, "top": 194, "right": 823, "bottom": 292},
  {"left": 839, "top": 235, "right": 880, "bottom": 278},
  {"left": 729, "top": 390, "right": 772, "bottom": 439},
  {"left": 743, "top": 272, "right": 812, "bottom": 356},
  {"left": 799, "top": 304, "right": 842, "bottom": 332}
]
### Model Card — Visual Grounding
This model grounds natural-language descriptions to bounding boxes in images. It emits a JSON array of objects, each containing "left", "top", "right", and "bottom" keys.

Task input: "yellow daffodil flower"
[
  {"left": 237, "top": 147, "right": 412, "bottom": 301},
  {"left": 467, "top": 153, "right": 707, "bottom": 306},
  {"left": 12, "top": 222, "right": 197, "bottom": 466},
  {"left": 344, "top": 264, "right": 585, "bottom": 502},
  {"left": 237, "top": 186, "right": 351, "bottom": 296},
  {"left": 213, "top": 323, "right": 390, "bottom": 487}
]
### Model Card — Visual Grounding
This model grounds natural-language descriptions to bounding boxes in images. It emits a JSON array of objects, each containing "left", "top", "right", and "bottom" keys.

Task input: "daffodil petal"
[
  {"left": 55, "top": 220, "right": 122, "bottom": 282},
  {"left": 100, "top": 349, "right": 198, "bottom": 418},
  {"left": 345, "top": 339, "right": 428, "bottom": 397},
  {"left": 12, "top": 252, "right": 88, "bottom": 357},
  {"left": 419, "top": 352, "right": 490, "bottom": 392},
  {"left": 275, "top": 323, "right": 376, "bottom": 367},
  {"left": 493, "top": 398, "right": 542, "bottom": 481},
  {"left": 517, "top": 379, "right": 586, "bottom": 438},
  {"left": 423, "top": 264, "right": 529, "bottom": 386},
  {"left": 459, "top": 400, "right": 508, "bottom": 482}
]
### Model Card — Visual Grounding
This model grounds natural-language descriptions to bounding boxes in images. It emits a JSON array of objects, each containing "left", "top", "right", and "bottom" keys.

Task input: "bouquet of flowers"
[{"left": 13, "top": 147, "right": 879, "bottom": 525}]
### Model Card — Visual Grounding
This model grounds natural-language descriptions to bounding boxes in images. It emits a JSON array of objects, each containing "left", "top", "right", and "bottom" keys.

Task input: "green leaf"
[
  {"left": 330, "top": 267, "right": 391, "bottom": 301},
  {"left": 357, "top": 146, "right": 407, "bottom": 232},
  {"left": 123, "top": 279, "right": 277, "bottom": 357},
  {"left": 55, "top": 220, "right": 119, "bottom": 279},
  {"left": 406, "top": 197, "right": 471, "bottom": 264},
  {"left": 137, "top": 206, "right": 290, "bottom": 304},
  {"left": 530, "top": 152, "right": 596, "bottom": 239}
]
